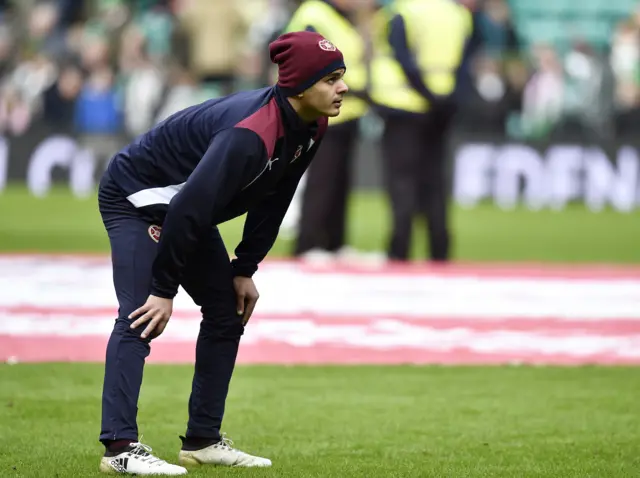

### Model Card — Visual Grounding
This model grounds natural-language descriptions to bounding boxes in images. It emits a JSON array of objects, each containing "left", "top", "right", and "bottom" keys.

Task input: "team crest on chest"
[
  {"left": 293, "top": 144, "right": 303, "bottom": 161},
  {"left": 148, "top": 225, "right": 161, "bottom": 243}
]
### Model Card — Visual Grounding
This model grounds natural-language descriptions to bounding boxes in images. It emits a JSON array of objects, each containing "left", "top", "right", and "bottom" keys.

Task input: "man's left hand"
[{"left": 233, "top": 276, "right": 259, "bottom": 325}]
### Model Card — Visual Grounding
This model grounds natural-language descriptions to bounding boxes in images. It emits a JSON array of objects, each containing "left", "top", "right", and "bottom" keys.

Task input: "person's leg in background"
[
  {"left": 293, "top": 120, "right": 359, "bottom": 258},
  {"left": 417, "top": 105, "right": 456, "bottom": 262},
  {"left": 178, "top": 227, "right": 271, "bottom": 468},
  {"left": 324, "top": 121, "right": 358, "bottom": 253},
  {"left": 380, "top": 113, "right": 424, "bottom": 261}
]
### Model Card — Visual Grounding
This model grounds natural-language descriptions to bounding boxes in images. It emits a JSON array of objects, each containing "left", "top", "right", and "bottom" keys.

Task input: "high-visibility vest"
[
  {"left": 284, "top": 0, "right": 369, "bottom": 125},
  {"left": 370, "top": 0, "right": 472, "bottom": 114}
]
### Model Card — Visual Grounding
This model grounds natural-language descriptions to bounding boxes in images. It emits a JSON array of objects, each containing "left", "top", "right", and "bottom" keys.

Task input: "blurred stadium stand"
[{"left": 0, "top": 0, "right": 639, "bottom": 210}]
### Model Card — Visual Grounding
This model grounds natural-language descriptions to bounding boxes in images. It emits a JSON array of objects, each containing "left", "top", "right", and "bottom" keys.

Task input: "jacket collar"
[{"left": 274, "top": 85, "right": 318, "bottom": 137}]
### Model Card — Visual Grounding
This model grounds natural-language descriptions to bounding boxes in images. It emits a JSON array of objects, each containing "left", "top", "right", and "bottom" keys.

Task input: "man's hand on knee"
[
  {"left": 233, "top": 276, "right": 259, "bottom": 326},
  {"left": 129, "top": 295, "right": 174, "bottom": 339}
]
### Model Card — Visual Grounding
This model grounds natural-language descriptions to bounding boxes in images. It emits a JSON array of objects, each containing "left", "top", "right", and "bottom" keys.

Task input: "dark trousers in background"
[
  {"left": 98, "top": 173, "right": 243, "bottom": 444},
  {"left": 294, "top": 119, "right": 359, "bottom": 256},
  {"left": 381, "top": 106, "right": 455, "bottom": 261}
]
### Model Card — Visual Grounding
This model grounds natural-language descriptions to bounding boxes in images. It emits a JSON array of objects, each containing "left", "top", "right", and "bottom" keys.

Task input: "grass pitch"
[
  {"left": 1, "top": 363, "right": 639, "bottom": 477},
  {"left": 1, "top": 184, "right": 640, "bottom": 262},
  {"left": 2, "top": 186, "right": 639, "bottom": 477}
]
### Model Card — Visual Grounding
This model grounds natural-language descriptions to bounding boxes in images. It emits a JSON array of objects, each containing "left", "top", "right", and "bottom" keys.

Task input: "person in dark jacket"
[{"left": 96, "top": 31, "right": 348, "bottom": 475}]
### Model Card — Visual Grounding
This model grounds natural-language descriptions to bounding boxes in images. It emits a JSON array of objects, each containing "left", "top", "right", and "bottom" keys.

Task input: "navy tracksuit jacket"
[{"left": 97, "top": 85, "right": 326, "bottom": 443}]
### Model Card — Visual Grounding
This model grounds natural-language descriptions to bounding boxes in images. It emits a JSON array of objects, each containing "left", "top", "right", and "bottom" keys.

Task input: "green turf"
[
  {"left": 0, "top": 363, "right": 639, "bottom": 477},
  {"left": 1, "top": 184, "right": 639, "bottom": 262}
]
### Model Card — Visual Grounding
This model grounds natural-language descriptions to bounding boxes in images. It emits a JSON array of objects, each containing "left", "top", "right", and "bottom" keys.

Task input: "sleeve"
[
  {"left": 150, "top": 127, "right": 266, "bottom": 298},
  {"left": 230, "top": 139, "right": 323, "bottom": 277},
  {"left": 387, "top": 14, "right": 438, "bottom": 104}
]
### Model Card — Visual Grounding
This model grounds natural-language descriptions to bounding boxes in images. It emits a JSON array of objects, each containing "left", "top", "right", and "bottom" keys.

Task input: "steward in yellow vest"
[
  {"left": 370, "top": 0, "right": 473, "bottom": 262},
  {"left": 285, "top": 0, "right": 369, "bottom": 125},
  {"left": 370, "top": 0, "right": 472, "bottom": 114},
  {"left": 283, "top": 0, "right": 372, "bottom": 258}
]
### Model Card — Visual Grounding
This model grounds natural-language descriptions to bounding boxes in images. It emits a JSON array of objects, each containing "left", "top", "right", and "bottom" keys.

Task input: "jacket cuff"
[
  {"left": 150, "top": 281, "right": 178, "bottom": 299},
  {"left": 231, "top": 260, "right": 258, "bottom": 278}
]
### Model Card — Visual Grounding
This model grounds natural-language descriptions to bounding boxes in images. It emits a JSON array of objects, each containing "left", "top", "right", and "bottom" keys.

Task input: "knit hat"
[{"left": 269, "top": 31, "right": 346, "bottom": 96}]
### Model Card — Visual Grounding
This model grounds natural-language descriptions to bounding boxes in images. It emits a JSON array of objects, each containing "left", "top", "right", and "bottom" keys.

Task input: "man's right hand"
[{"left": 129, "top": 295, "right": 174, "bottom": 339}]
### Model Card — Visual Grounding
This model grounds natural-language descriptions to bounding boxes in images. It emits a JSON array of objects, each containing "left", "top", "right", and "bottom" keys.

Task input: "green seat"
[
  {"left": 510, "top": 0, "right": 623, "bottom": 51},
  {"left": 520, "top": 18, "right": 565, "bottom": 45},
  {"left": 540, "top": 0, "right": 575, "bottom": 17},
  {"left": 574, "top": 0, "right": 608, "bottom": 16},
  {"left": 593, "top": 0, "right": 636, "bottom": 16},
  {"left": 550, "top": 18, "right": 611, "bottom": 51},
  {"left": 509, "top": 0, "right": 546, "bottom": 17}
]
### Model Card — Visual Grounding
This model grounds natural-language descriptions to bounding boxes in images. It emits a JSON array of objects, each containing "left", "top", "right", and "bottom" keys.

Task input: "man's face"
[{"left": 300, "top": 69, "right": 348, "bottom": 118}]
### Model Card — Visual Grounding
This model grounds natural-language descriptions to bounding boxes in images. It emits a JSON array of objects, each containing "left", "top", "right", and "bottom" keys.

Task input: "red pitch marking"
[
  {"left": 2, "top": 256, "right": 639, "bottom": 365},
  {"left": 3, "top": 306, "right": 640, "bottom": 335},
  {"left": 2, "top": 315, "right": 640, "bottom": 365},
  {"left": 292, "top": 261, "right": 640, "bottom": 279},
  {"left": 2, "top": 253, "right": 640, "bottom": 279},
  {"left": 2, "top": 335, "right": 640, "bottom": 366}
]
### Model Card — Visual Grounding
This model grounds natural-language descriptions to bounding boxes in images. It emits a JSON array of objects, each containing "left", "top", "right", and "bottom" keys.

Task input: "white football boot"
[
  {"left": 178, "top": 434, "right": 272, "bottom": 468},
  {"left": 99, "top": 441, "right": 187, "bottom": 475}
]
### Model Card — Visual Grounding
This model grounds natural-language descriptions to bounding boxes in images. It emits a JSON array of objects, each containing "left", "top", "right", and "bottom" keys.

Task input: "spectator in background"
[
  {"left": 118, "top": 24, "right": 165, "bottom": 137},
  {"left": 10, "top": 52, "right": 57, "bottom": 114},
  {"left": 154, "top": 62, "right": 204, "bottom": 123},
  {"left": 520, "top": 44, "right": 564, "bottom": 139},
  {"left": 173, "top": 0, "right": 249, "bottom": 96},
  {"left": 457, "top": 0, "right": 522, "bottom": 135},
  {"left": 0, "top": 82, "right": 32, "bottom": 135},
  {"left": 477, "top": 0, "right": 518, "bottom": 58},
  {"left": 243, "top": 0, "right": 296, "bottom": 88},
  {"left": 21, "top": 1, "right": 68, "bottom": 61},
  {"left": 74, "top": 66, "right": 121, "bottom": 135},
  {"left": 130, "top": 0, "right": 174, "bottom": 62},
  {"left": 54, "top": 0, "right": 87, "bottom": 28},
  {"left": 42, "top": 61, "right": 83, "bottom": 130},
  {"left": 610, "top": 20, "right": 640, "bottom": 110},
  {"left": 78, "top": 28, "right": 110, "bottom": 71},
  {"left": 563, "top": 40, "right": 613, "bottom": 138},
  {"left": 0, "top": 23, "right": 14, "bottom": 78},
  {"left": 74, "top": 65, "right": 122, "bottom": 167},
  {"left": 85, "top": 0, "right": 129, "bottom": 33},
  {"left": 502, "top": 56, "right": 528, "bottom": 135},
  {"left": 461, "top": 52, "right": 511, "bottom": 134},
  {"left": 611, "top": 18, "right": 640, "bottom": 137}
]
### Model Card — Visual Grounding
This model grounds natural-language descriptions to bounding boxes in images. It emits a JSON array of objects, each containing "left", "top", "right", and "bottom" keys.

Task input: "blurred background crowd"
[
  {"left": 0, "top": 0, "right": 639, "bottom": 264},
  {"left": 0, "top": 0, "right": 639, "bottom": 139}
]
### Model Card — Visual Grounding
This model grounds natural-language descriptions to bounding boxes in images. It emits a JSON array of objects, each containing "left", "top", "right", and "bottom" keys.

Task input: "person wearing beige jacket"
[{"left": 174, "top": 0, "right": 256, "bottom": 92}]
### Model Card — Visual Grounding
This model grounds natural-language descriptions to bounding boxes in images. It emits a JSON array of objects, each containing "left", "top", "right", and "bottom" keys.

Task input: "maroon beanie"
[{"left": 269, "top": 31, "right": 346, "bottom": 96}]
